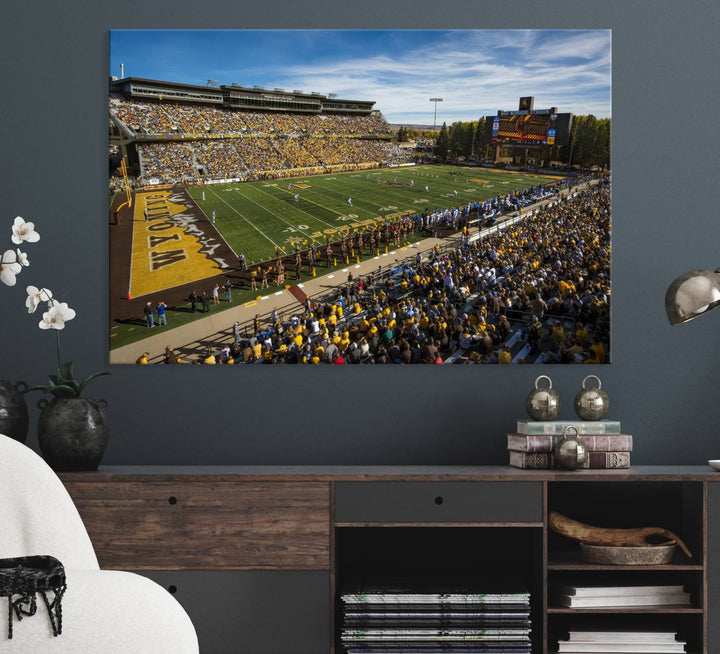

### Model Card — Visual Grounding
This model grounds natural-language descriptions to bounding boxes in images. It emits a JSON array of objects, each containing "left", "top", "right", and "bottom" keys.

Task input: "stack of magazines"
[
  {"left": 556, "top": 631, "right": 686, "bottom": 653},
  {"left": 551, "top": 584, "right": 690, "bottom": 608},
  {"left": 340, "top": 586, "right": 532, "bottom": 653}
]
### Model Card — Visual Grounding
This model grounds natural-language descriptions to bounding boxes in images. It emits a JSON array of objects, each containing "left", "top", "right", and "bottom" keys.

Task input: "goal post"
[{"left": 113, "top": 158, "right": 133, "bottom": 224}]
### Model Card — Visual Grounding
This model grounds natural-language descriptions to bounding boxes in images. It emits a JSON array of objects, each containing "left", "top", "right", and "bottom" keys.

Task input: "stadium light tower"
[{"left": 429, "top": 98, "right": 443, "bottom": 132}]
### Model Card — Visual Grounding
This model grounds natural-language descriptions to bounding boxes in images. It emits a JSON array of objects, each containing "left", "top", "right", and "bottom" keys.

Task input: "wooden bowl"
[{"left": 580, "top": 542, "right": 677, "bottom": 565}]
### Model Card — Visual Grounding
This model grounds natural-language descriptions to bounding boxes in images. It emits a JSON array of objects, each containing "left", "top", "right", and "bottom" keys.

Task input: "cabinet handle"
[
  {"left": 168, "top": 585, "right": 177, "bottom": 594},
  {"left": 434, "top": 496, "right": 444, "bottom": 505},
  {"left": 168, "top": 496, "right": 178, "bottom": 505}
]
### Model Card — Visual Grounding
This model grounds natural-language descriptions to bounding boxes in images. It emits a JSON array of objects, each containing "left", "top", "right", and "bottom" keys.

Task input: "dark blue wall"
[{"left": 1, "top": 1, "right": 719, "bottom": 465}]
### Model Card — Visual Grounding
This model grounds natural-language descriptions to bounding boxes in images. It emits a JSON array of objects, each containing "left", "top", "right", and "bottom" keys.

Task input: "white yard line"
[
  {"left": 254, "top": 184, "right": 340, "bottom": 231},
  {"left": 229, "top": 185, "right": 317, "bottom": 242},
  {"left": 300, "top": 182, "right": 383, "bottom": 219},
  {"left": 206, "top": 186, "right": 287, "bottom": 252},
  {"left": 190, "top": 191, "right": 238, "bottom": 258}
]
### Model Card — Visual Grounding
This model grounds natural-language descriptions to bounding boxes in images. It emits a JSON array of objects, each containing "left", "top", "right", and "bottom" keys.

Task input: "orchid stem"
[{"left": 56, "top": 329, "right": 62, "bottom": 370}]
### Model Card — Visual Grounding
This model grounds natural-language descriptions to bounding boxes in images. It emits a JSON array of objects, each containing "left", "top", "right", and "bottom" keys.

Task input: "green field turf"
[{"left": 187, "top": 165, "right": 562, "bottom": 266}]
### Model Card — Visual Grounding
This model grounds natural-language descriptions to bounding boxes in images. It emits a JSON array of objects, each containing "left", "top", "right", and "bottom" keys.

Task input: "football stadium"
[{"left": 109, "top": 77, "right": 610, "bottom": 365}]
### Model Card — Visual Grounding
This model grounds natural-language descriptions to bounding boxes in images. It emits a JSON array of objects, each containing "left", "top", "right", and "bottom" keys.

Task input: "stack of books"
[
  {"left": 507, "top": 420, "right": 632, "bottom": 469},
  {"left": 340, "top": 586, "right": 532, "bottom": 653},
  {"left": 557, "top": 630, "right": 687, "bottom": 653},
  {"left": 551, "top": 584, "right": 691, "bottom": 609}
]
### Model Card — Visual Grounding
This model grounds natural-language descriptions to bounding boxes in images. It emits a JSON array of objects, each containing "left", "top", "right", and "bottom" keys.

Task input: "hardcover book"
[
  {"left": 508, "top": 451, "right": 631, "bottom": 469},
  {"left": 507, "top": 433, "right": 633, "bottom": 453},
  {"left": 557, "top": 644, "right": 684, "bottom": 653},
  {"left": 566, "top": 631, "right": 679, "bottom": 642},
  {"left": 516, "top": 420, "right": 621, "bottom": 435},
  {"left": 556, "top": 585, "right": 684, "bottom": 597},
  {"left": 553, "top": 592, "right": 690, "bottom": 608},
  {"left": 508, "top": 451, "right": 550, "bottom": 469}
]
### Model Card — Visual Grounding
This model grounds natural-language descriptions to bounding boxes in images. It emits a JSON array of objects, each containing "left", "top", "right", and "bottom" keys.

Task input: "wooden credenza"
[{"left": 60, "top": 466, "right": 720, "bottom": 654}]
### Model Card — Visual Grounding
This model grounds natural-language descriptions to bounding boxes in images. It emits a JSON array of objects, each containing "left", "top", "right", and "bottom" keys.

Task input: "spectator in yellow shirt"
[
  {"left": 575, "top": 323, "right": 589, "bottom": 346},
  {"left": 586, "top": 338, "right": 606, "bottom": 364},
  {"left": 498, "top": 344, "right": 512, "bottom": 364}
]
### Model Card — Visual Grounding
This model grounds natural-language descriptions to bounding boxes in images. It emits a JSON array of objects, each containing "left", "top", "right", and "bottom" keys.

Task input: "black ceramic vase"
[
  {"left": 0, "top": 380, "right": 29, "bottom": 443},
  {"left": 37, "top": 397, "right": 109, "bottom": 471}
]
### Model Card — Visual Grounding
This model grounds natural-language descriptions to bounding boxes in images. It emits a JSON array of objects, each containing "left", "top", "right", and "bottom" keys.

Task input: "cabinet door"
[
  {"left": 139, "top": 570, "right": 330, "bottom": 654},
  {"left": 66, "top": 480, "right": 331, "bottom": 569},
  {"left": 708, "top": 483, "right": 720, "bottom": 653}
]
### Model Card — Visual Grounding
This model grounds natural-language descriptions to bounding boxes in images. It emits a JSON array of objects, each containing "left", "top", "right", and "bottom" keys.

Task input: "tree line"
[{"left": 397, "top": 115, "right": 610, "bottom": 168}]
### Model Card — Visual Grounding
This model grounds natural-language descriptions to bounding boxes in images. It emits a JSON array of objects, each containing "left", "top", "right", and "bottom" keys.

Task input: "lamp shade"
[{"left": 665, "top": 269, "right": 720, "bottom": 325}]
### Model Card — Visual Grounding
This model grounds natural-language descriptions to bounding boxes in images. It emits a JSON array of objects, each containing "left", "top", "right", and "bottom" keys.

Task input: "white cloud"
[{"left": 255, "top": 30, "right": 610, "bottom": 123}]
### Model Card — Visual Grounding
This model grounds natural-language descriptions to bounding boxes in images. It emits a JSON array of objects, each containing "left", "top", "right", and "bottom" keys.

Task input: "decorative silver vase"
[
  {"left": 37, "top": 397, "right": 109, "bottom": 471},
  {"left": 0, "top": 380, "right": 29, "bottom": 443}
]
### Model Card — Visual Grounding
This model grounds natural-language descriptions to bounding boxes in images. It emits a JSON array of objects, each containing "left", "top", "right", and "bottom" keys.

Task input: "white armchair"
[{"left": 0, "top": 434, "right": 199, "bottom": 653}]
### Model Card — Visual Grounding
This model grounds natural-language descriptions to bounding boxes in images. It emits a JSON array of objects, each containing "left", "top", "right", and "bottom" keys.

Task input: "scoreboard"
[{"left": 485, "top": 110, "right": 572, "bottom": 146}]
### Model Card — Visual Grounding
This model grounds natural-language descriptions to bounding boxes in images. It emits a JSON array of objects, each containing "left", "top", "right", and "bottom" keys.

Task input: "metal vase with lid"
[
  {"left": 525, "top": 375, "right": 561, "bottom": 421},
  {"left": 554, "top": 425, "right": 589, "bottom": 470},
  {"left": 574, "top": 374, "right": 610, "bottom": 421},
  {"left": 0, "top": 380, "right": 29, "bottom": 443}
]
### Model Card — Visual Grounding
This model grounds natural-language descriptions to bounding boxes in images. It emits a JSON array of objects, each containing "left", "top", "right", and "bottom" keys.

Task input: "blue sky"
[{"left": 110, "top": 30, "right": 611, "bottom": 125}]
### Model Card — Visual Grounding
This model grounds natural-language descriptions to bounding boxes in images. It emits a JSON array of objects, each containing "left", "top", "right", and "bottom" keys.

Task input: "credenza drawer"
[
  {"left": 138, "top": 570, "right": 330, "bottom": 654},
  {"left": 65, "top": 481, "right": 330, "bottom": 569},
  {"left": 334, "top": 481, "right": 542, "bottom": 524}
]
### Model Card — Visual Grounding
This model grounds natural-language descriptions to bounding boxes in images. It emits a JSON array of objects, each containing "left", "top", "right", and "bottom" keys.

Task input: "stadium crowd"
[
  {"left": 111, "top": 97, "right": 176, "bottom": 134},
  {"left": 300, "top": 137, "right": 409, "bottom": 167},
  {"left": 139, "top": 142, "right": 195, "bottom": 180},
  {"left": 134, "top": 134, "right": 410, "bottom": 183},
  {"left": 193, "top": 140, "right": 248, "bottom": 180},
  {"left": 110, "top": 94, "right": 412, "bottom": 184},
  {"left": 179, "top": 180, "right": 610, "bottom": 365},
  {"left": 110, "top": 97, "right": 394, "bottom": 137}
]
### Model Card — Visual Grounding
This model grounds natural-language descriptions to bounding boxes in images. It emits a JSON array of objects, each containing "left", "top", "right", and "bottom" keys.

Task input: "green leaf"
[
  {"left": 47, "top": 375, "right": 78, "bottom": 394},
  {"left": 24, "top": 383, "right": 79, "bottom": 398},
  {"left": 49, "top": 384, "right": 79, "bottom": 399},
  {"left": 25, "top": 384, "right": 52, "bottom": 394},
  {"left": 58, "top": 361, "right": 74, "bottom": 383},
  {"left": 77, "top": 371, "right": 110, "bottom": 396}
]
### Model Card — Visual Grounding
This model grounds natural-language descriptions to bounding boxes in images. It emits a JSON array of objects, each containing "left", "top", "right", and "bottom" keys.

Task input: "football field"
[{"left": 187, "top": 165, "right": 564, "bottom": 266}]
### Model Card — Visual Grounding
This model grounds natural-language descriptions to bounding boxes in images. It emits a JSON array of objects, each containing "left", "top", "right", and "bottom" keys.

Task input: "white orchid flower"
[
  {"left": 16, "top": 249, "right": 29, "bottom": 266},
  {"left": 0, "top": 249, "right": 22, "bottom": 286},
  {"left": 11, "top": 216, "right": 40, "bottom": 245},
  {"left": 26, "top": 285, "right": 53, "bottom": 313},
  {"left": 39, "top": 301, "right": 76, "bottom": 330}
]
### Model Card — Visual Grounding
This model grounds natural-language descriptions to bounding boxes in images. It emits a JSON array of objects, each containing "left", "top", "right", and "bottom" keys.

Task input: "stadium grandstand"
[{"left": 109, "top": 77, "right": 411, "bottom": 187}]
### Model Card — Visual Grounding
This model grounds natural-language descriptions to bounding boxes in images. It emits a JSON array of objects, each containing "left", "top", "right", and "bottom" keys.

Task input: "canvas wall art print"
[{"left": 108, "top": 29, "right": 611, "bottom": 365}]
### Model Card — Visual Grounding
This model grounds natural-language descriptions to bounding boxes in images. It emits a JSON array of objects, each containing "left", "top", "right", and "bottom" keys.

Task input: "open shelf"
[
  {"left": 546, "top": 610, "right": 704, "bottom": 654},
  {"left": 335, "top": 526, "right": 543, "bottom": 654},
  {"left": 545, "top": 480, "right": 706, "bottom": 654},
  {"left": 547, "top": 481, "right": 705, "bottom": 564}
]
